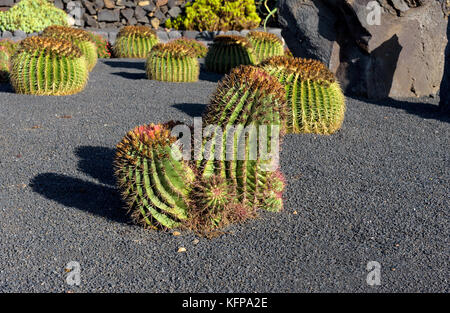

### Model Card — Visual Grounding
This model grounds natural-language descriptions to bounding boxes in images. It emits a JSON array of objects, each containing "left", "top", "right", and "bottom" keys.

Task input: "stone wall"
[{"left": 0, "top": 0, "right": 188, "bottom": 29}]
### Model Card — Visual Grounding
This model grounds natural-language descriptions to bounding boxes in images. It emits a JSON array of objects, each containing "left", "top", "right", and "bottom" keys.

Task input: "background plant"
[
  {"left": 166, "top": 0, "right": 261, "bottom": 31},
  {"left": 146, "top": 43, "right": 200, "bottom": 82},
  {"left": 169, "top": 38, "right": 208, "bottom": 58},
  {"left": 42, "top": 26, "right": 98, "bottom": 72},
  {"left": 0, "top": 0, "right": 68, "bottom": 34},
  {"left": 87, "top": 33, "right": 112, "bottom": 59},
  {"left": 10, "top": 36, "right": 89, "bottom": 96},
  {"left": 113, "top": 26, "right": 159, "bottom": 58}
]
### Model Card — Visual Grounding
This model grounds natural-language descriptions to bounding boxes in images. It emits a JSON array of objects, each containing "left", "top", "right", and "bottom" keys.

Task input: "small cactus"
[
  {"left": 205, "top": 35, "right": 256, "bottom": 74},
  {"left": 114, "top": 122, "right": 195, "bottom": 229},
  {"left": 199, "top": 65, "right": 287, "bottom": 212},
  {"left": 169, "top": 37, "right": 208, "bottom": 58},
  {"left": 10, "top": 36, "right": 89, "bottom": 96},
  {"left": 260, "top": 56, "right": 346, "bottom": 135},
  {"left": 42, "top": 26, "right": 98, "bottom": 72},
  {"left": 247, "top": 31, "right": 284, "bottom": 63},
  {"left": 113, "top": 26, "right": 159, "bottom": 58},
  {"left": 145, "top": 43, "right": 200, "bottom": 82}
]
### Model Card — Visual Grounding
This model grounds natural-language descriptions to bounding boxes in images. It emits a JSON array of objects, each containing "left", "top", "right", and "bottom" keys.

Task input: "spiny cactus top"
[
  {"left": 146, "top": 42, "right": 200, "bottom": 82},
  {"left": 169, "top": 37, "right": 208, "bottom": 58},
  {"left": 0, "top": 46, "right": 9, "bottom": 83},
  {"left": 113, "top": 26, "right": 159, "bottom": 58},
  {"left": 260, "top": 55, "right": 346, "bottom": 134},
  {"left": 42, "top": 26, "right": 98, "bottom": 71},
  {"left": 247, "top": 31, "right": 284, "bottom": 63},
  {"left": 205, "top": 35, "right": 256, "bottom": 74},
  {"left": 10, "top": 36, "right": 89, "bottom": 96}
]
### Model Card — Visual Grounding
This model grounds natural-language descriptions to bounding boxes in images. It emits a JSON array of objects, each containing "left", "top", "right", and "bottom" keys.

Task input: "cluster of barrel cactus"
[
  {"left": 113, "top": 26, "right": 159, "bottom": 58},
  {"left": 169, "top": 38, "right": 208, "bottom": 58},
  {"left": 146, "top": 43, "right": 200, "bottom": 82},
  {"left": 10, "top": 36, "right": 89, "bottom": 96},
  {"left": 115, "top": 65, "right": 287, "bottom": 235}
]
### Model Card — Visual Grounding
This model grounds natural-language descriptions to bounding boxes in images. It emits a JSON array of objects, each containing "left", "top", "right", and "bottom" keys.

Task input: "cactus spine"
[
  {"left": 10, "top": 36, "right": 89, "bottom": 96},
  {"left": 247, "top": 31, "right": 284, "bottom": 63},
  {"left": 169, "top": 37, "right": 208, "bottom": 58},
  {"left": 199, "top": 65, "right": 287, "bottom": 212},
  {"left": 113, "top": 26, "right": 159, "bottom": 58},
  {"left": 145, "top": 43, "right": 200, "bottom": 82},
  {"left": 205, "top": 35, "right": 256, "bottom": 74},
  {"left": 260, "top": 56, "right": 346, "bottom": 135},
  {"left": 114, "top": 122, "right": 195, "bottom": 229},
  {"left": 42, "top": 26, "right": 98, "bottom": 72}
]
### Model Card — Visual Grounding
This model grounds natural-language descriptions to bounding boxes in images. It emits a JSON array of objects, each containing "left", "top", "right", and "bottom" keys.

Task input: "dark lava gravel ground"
[{"left": 0, "top": 59, "right": 448, "bottom": 292}]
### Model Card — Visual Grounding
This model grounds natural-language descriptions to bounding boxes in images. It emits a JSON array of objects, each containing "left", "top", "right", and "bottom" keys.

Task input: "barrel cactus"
[
  {"left": 169, "top": 37, "right": 208, "bottom": 58},
  {"left": 260, "top": 56, "right": 346, "bottom": 135},
  {"left": 114, "top": 122, "right": 195, "bottom": 229},
  {"left": 113, "top": 26, "right": 159, "bottom": 58},
  {"left": 205, "top": 35, "right": 256, "bottom": 74},
  {"left": 10, "top": 36, "right": 89, "bottom": 96},
  {"left": 42, "top": 26, "right": 98, "bottom": 72},
  {"left": 145, "top": 43, "right": 200, "bottom": 82},
  {"left": 247, "top": 31, "right": 284, "bottom": 63},
  {"left": 199, "top": 65, "right": 287, "bottom": 212}
]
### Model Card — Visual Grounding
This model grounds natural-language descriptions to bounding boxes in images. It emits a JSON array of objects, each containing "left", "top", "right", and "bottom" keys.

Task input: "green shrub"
[
  {"left": 166, "top": 0, "right": 261, "bottom": 31},
  {"left": 0, "top": 0, "right": 68, "bottom": 34}
]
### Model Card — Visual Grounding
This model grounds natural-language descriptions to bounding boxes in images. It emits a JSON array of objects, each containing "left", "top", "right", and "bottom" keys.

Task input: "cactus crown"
[
  {"left": 212, "top": 35, "right": 253, "bottom": 49},
  {"left": 260, "top": 56, "right": 336, "bottom": 85},
  {"left": 42, "top": 26, "right": 95, "bottom": 43},
  {"left": 117, "top": 26, "right": 157, "bottom": 39},
  {"left": 248, "top": 31, "right": 282, "bottom": 44},
  {"left": 151, "top": 42, "right": 197, "bottom": 58},
  {"left": 169, "top": 38, "right": 208, "bottom": 57},
  {"left": 128, "top": 123, "right": 177, "bottom": 149},
  {"left": 17, "top": 36, "right": 82, "bottom": 58}
]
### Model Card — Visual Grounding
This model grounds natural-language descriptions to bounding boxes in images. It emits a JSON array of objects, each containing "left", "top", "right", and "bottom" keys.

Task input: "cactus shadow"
[
  {"left": 172, "top": 102, "right": 207, "bottom": 117},
  {"left": 103, "top": 60, "right": 145, "bottom": 70},
  {"left": 199, "top": 69, "right": 223, "bottom": 83},
  {"left": 0, "top": 83, "right": 14, "bottom": 93},
  {"left": 30, "top": 173, "right": 131, "bottom": 225},
  {"left": 75, "top": 146, "right": 116, "bottom": 186},
  {"left": 111, "top": 72, "right": 147, "bottom": 80}
]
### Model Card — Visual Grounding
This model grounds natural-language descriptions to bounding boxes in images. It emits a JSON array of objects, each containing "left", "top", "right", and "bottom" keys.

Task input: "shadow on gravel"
[
  {"left": 0, "top": 83, "right": 13, "bottom": 93},
  {"left": 75, "top": 146, "right": 116, "bottom": 186},
  {"left": 354, "top": 96, "right": 450, "bottom": 123},
  {"left": 172, "top": 102, "right": 206, "bottom": 117},
  {"left": 103, "top": 60, "right": 145, "bottom": 70},
  {"left": 30, "top": 173, "right": 129, "bottom": 224},
  {"left": 199, "top": 70, "right": 223, "bottom": 83},
  {"left": 111, "top": 72, "right": 147, "bottom": 80}
]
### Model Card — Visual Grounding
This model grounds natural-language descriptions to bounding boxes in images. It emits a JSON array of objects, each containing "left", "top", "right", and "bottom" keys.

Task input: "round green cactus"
[
  {"left": 247, "top": 31, "right": 284, "bottom": 63},
  {"left": 260, "top": 56, "right": 346, "bottom": 135},
  {"left": 114, "top": 122, "right": 195, "bottom": 229},
  {"left": 10, "top": 36, "right": 89, "bottom": 96},
  {"left": 169, "top": 37, "right": 208, "bottom": 58},
  {"left": 205, "top": 35, "right": 256, "bottom": 74},
  {"left": 113, "top": 26, "right": 159, "bottom": 58},
  {"left": 199, "top": 65, "right": 287, "bottom": 212},
  {"left": 42, "top": 26, "right": 98, "bottom": 72},
  {"left": 145, "top": 43, "right": 200, "bottom": 82}
]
